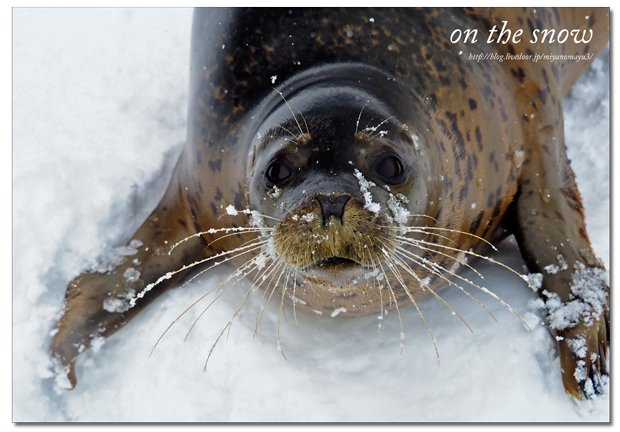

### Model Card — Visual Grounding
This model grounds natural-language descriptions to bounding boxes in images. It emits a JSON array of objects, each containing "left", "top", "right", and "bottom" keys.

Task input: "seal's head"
[{"left": 244, "top": 64, "right": 444, "bottom": 316}]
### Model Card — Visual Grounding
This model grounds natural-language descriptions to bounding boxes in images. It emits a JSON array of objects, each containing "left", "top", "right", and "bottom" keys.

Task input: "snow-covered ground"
[{"left": 12, "top": 8, "right": 610, "bottom": 422}]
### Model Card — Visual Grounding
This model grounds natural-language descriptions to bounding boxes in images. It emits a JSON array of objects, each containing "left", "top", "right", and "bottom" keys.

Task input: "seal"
[{"left": 52, "top": 7, "right": 609, "bottom": 399}]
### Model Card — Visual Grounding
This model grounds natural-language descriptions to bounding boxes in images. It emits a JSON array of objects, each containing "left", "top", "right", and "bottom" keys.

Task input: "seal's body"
[{"left": 53, "top": 8, "right": 609, "bottom": 399}]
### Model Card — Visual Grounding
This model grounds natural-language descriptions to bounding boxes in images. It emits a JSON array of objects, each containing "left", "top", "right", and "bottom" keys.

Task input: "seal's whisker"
[
  {"left": 231, "top": 254, "right": 282, "bottom": 317},
  {"left": 202, "top": 277, "right": 260, "bottom": 372},
  {"left": 390, "top": 246, "right": 476, "bottom": 331},
  {"left": 368, "top": 115, "right": 396, "bottom": 140},
  {"left": 223, "top": 258, "right": 280, "bottom": 333},
  {"left": 392, "top": 235, "right": 484, "bottom": 279},
  {"left": 168, "top": 225, "right": 273, "bottom": 255},
  {"left": 363, "top": 244, "right": 385, "bottom": 330},
  {"left": 293, "top": 107, "right": 310, "bottom": 136},
  {"left": 176, "top": 238, "right": 269, "bottom": 289},
  {"left": 228, "top": 270, "right": 265, "bottom": 319},
  {"left": 274, "top": 88, "right": 305, "bottom": 138},
  {"left": 132, "top": 239, "right": 269, "bottom": 307},
  {"left": 288, "top": 256, "right": 304, "bottom": 336},
  {"left": 274, "top": 124, "right": 301, "bottom": 141},
  {"left": 276, "top": 264, "right": 291, "bottom": 360},
  {"left": 383, "top": 226, "right": 462, "bottom": 249},
  {"left": 235, "top": 235, "right": 275, "bottom": 252},
  {"left": 148, "top": 237, "right": 273, "bottom": 354},
  {"left": 183, "top": 260, "right": 261, "bottom": 342},
  {"left": 395, "top": 236, "right": 494, "bottom": 275},
  {"left": 247, "top": 212, "right": 283, "bottom": 223},
  {"left": 150, "top": 257, "right": 259, "bottom": 356},
  {"left": 254, "top": 238, "right": 298, "bottom": 335},
  {"left": 252, "top": 259, "right": 285, "bottom": 329},
  {"left": 355, "top": 103, "right": 367, "bottom": 135},
  {"left": 254, "top": 258, "right": 289, "bottom": 337},
  {"left": 400, "top": 225, "right": 498, "bottom": 252},
  {"left": 402, "top": 213, "right": 439, "bottom": 223},
  {"left": 204, "top": 321, "right": 231, "bottom": 372},
  {"left": 187, "top": 252, "right": 279, "bottom": 362},
  {"left": 225, "top": 318, "right": 234, "bottom": 343},
  {"left": 278, "top": 268, "right": 292, "bottom": 326},
  {"left": 251, "top": 240, "right": 297, "bottom": 334},
  {"left": 204, "top": 253, "right": 291, "bottom": 368},
  {"left": 217, "top": 208, "right": 281, "bottom": 224},
  {"left": 380, "top": 247, "right": 440, "bottom": 362},
  {"left": 394, "top": 245, "right": 497, "bottom": 324},
  {"left": 292, "top": 258, "right": 301, "bottom": 332},
  {"left": 254, "top": 240, "right": 291, "bottom": 340},
  {"left": 365, "top": 236, "right": 405, "bottom": 354},
  {"left": 177, "top": 237, "right": 270, "bottom": 290},
  {"left": 183, "top": 244, "right": 279, "bottom": 343},
  {"left": 374, "top": 234, "right": 471, "bottom": 332},
  {"left": 394, "top": 241, "right": 529, "bottom": 328},
  {"left": 377, "top": 259, "right": 405, "bottom": 355},
  {"left": 202, "top": 228, "right": 273, "bottom": 251},
  {"left": 397, "top": 236, "right": 534, "bottom": 292}
]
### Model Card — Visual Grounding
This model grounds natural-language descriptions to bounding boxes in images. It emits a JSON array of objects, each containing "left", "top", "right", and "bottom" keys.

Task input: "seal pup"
[{"left": 52, "top": 7, "right": 609, "bottom": 399}]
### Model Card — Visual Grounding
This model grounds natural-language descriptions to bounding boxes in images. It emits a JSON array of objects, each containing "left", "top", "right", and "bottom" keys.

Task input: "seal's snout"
[{"left": 316, "top": 194, "right": 350, "bottom": 224}]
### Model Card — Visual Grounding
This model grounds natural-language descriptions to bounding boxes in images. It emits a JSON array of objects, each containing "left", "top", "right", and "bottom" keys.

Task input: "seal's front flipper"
[
  {"left": 505, "top": 118, "right": 609, "bottom": 399},
  {"left": 51, "top": 167, "right": 207, "bottom": 388}
]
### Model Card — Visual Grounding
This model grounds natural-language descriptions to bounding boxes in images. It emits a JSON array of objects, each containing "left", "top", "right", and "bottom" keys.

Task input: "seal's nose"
[{"left": 316, "top": 194, "right": 350, "bottom": 224}]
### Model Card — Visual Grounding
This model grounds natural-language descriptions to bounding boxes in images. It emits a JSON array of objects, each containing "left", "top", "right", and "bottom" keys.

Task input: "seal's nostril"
[{"left": 316, "top": 194, "right": 351, "bottom": 223}]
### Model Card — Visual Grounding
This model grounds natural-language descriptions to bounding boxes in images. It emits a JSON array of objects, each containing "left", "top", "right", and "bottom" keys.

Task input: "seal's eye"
[
  {"left": 375, "top": 155, "right": 404, "bottom": 184},
  {"left": 266, "top": 160, "right": 293, "bottom": 185}
]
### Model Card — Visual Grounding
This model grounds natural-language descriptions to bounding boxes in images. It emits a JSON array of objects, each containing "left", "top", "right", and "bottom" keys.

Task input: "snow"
[
  {"left": 267, "top": 185, "right": 282, "bottom": 199},
  {"left": 301, "top": 213, "right": 315, "bottom": 222},
  {"left": 387, "top": 193, "right": 410, "bottom": 229},
  {"left": 330, "top": 307, "right": 347, "bottom": 318},
  {"left": 102, "top": 297, "right": 130, "bottom": 314},
  {"left": 11, "top": 8, "right": 611, "bottom": 423},
  {"left": 544, "top": 262, "right": 609, "bottom": 331},
  {"left": 354, "top": 168, "right": 381, "bottom": 214},
  {"left": 525, "top": 273, "right": 543, "bottom": 292}
]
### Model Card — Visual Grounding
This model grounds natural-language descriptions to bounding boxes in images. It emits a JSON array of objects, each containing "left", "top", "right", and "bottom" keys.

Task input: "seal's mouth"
[{"left": 304, "top": 256, "right": 374, "bottom": 271}]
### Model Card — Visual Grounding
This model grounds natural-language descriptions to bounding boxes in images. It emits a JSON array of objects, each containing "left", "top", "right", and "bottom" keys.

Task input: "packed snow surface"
[{"left": 13, "top": 8, "right": 610, "bottom": 422}]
